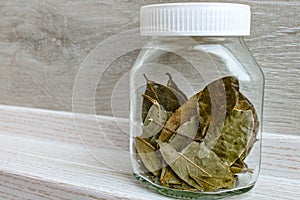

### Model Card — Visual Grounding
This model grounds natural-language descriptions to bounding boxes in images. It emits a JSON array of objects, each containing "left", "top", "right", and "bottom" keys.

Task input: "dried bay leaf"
[
  {"left": 230, "top": 166, "right": 244, "bottom": 174},
  {"left": 230, "top": 158, "right": 252, "bottom": 174},
  {"left": 229, "top": 92, "right": 259, "bottom": 173},
  {"left": 208, "top": 110, "right": 254, "bottom": 166},
  {"left": 168, "top": 115, "right": 200, "bottom": 152},
  {"left": 158, "top": 141, "right": 235, "bottom": 191},
  {"left": 157, "top": 140, "right": 204, "bottom": 190},
  {"left": 189, "top": 174, "right": 219, "bottom": 192},
  {"left": 235, "top": 92, "right": 259, "bottom": 156},
  {"left": 135, "top": 136, "right": 161, "bottom": 176},
  {"left": 199, "top": 76, "right": 240, "bottom": 143},
  {"left": 141, "top": 104, "right": 172, "bottom": 139},
  {"left": 159, "top": 95, "right": 199, "bottom": 142},
  {"left": 184, "top": 142, "right": 235, "bottom": 191},
  {"left": 142, "top": 75, "right": 187, "bottom": 122},
  {"left": 190, "top": 173, "right": 236, "bottom": 192},
  {"left": 160, "top": 164, "right": 183, "bottom": 186}
]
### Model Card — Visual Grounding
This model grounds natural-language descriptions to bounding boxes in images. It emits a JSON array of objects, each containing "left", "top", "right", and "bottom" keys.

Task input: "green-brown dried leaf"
[
  {"left": 159, "top": 95, "right": 199, "bottom": 142},
  {"left": 198, "top": 76, "right": 240, "bottom": 140},
  {"left": 157, "top": 140, "right": 203, "bottom": 190},
  {"left": 168, "top": 115, "right": 200, "bottom": 152},
  {"left": 235, "top": 92, "right": 259, "bottom": 156},
  {"left": 142, "top": 75, "right": 187, "bottom": 121},
  {"left": 189, "top": 175, "right": 234, "bottom": 192},
  {"left": 184, "top": 142, "right": 235, "bottom": 191},
  {"left": 206, "top": 110, "right": 254, "bottom": 166},
  {"left": 160, "top": 164, "right": 183, "bottom": 186},
  {"left": 141, "top": 104, "right": 172, "bottom": 139},
  {"left": 158, "top": 141, "right": 235, "bottom": 191},
  {"left": 230, "top": 158, "right": 252, "bottom": 174},
  {"left": 135, "top": 136, "right": 161, "bottom": 176}
]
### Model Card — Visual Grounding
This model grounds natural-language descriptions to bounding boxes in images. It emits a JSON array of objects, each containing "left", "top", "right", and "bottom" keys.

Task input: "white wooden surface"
[
  {"left": 0, "top": 0, "right": 299, "bottom": 136},
  {"left": 0, "top": 105, "right": 299, "bottom": 200}
]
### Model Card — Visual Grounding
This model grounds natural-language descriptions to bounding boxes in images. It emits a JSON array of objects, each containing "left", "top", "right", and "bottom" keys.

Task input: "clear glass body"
[{"left": 130, "top": 36, "right": 264, "bottom": 199}]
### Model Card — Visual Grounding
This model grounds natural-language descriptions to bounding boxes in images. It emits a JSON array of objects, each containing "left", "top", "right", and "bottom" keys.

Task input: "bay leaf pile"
[{"left": 135, "top": 74, "right": 259, "bottom": 192}]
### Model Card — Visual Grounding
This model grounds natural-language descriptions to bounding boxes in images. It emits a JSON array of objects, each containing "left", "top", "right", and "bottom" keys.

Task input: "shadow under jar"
[{"left": 130, "top": 3, "right": 264, "bottom": 199}]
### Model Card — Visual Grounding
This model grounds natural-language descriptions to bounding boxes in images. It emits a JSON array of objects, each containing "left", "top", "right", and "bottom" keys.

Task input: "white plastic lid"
[{"left": 140, "top": 3, "right": 251, "bottom": 36}]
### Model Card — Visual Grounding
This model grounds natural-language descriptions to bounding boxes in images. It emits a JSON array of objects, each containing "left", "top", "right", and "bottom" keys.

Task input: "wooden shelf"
[{"left": 0, "top": 105, "right": 299, "bottom": 200}]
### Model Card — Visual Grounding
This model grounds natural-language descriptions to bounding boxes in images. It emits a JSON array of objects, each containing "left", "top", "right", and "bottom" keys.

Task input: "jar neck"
[{"left": 148, "top": 36, "right": 245, "bottom": 46}]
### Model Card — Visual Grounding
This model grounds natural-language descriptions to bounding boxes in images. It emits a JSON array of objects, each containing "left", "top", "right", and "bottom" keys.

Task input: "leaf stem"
[
  {"left": 143, "top": 74, "right": 150, "bottom": 82},
  {"left": 166, "top": 73, "right": 173, "bottom": 81},
  {"left": 142, "top": 94, "right": 159, "bottom": 106}
]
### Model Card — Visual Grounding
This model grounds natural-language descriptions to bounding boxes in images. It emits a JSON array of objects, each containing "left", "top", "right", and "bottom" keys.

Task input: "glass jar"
[{"left": 130, "top": 3, "right": 264, "bottom": 199}]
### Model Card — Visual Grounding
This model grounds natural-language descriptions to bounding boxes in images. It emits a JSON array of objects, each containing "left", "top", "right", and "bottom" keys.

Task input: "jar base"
[{"left": 134, "top": 174, "right": 255, "bottom": 200}]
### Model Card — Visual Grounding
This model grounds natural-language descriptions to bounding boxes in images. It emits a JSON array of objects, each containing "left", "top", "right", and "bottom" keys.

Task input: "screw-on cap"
[{"left": 140, "top": 3, "right": 251, "bottom": 36}]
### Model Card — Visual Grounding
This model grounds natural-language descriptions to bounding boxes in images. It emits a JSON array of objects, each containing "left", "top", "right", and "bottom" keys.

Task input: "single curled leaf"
[{"left": 135, "top": 136, "right": 161, "bottom": 176}]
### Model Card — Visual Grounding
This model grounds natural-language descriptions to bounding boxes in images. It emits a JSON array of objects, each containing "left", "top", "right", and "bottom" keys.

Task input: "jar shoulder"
[{"left": 132, "top": 37, "right": 264, "bottom": 83}]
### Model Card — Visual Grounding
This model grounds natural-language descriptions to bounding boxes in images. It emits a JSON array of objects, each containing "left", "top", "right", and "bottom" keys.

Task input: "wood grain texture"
[
  {"left": 0, "top": 105, "right": 299, "bottom": 200},
  {"left": 0, "top": 0, "right": 299, "bottom": 136}
]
